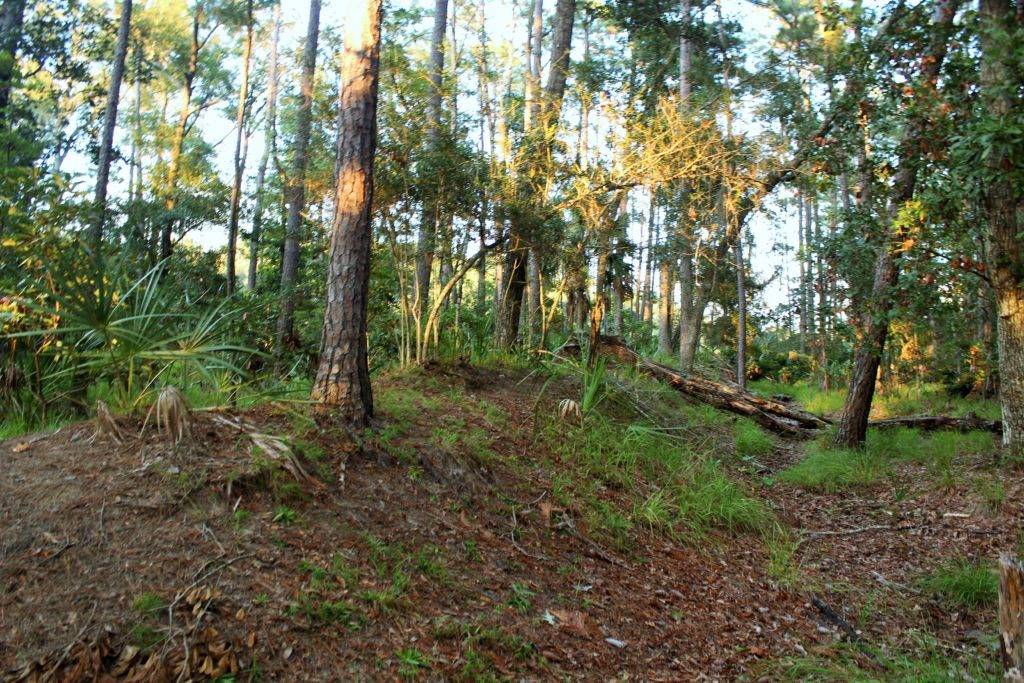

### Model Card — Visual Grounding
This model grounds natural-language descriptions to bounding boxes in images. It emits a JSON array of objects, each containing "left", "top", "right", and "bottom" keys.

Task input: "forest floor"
[{"left": 1, "top": 360, "right": 1020, "bottom": 681}]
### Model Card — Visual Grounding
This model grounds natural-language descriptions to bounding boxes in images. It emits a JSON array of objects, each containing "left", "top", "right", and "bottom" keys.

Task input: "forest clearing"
[{"left": 1, "top": 0, "right": 1023, "bottom": 680}]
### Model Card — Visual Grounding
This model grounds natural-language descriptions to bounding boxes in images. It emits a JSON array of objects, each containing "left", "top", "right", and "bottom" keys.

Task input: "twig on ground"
[
  {"left": 804, "top": 524, "right": 922, "bottom": 538},
  {"left": 811, "top": 596, "right": 863, "bottom": 643}
]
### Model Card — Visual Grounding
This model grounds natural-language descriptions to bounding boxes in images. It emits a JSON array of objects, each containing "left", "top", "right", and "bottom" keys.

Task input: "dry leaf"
[{"left": 12, "top": 442, "right": 30, "bottom": 453}]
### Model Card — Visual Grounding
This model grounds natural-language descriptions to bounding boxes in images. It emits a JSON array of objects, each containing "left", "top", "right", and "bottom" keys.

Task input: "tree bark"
[
  {"left": 496, "top": 0, "right": 576, "bottom": 348},
  {"left": 311, "top": 0, "right": 382, "bottom": 425},
  {"left": 414, "top": 0, "right": 448, "bottom": 325},
  {"left": 0, "top": 0, "right": 26, "bottom": 129},
  {"left": 658, "top": 259, "right": 674, "bottom": 355},
  {"left": 275, "top": 0, "right": 321, "bottom": 355},
  {"left": 160, "top": 7, "right": 203, "bottom": 263},
  {"left": 735, "top": 235, "right": 747, "bottom": 389},
  {"left": 979, "top": 0, "right": 1024, "bottom": 457},
  {"left": 225, "top": 0, "right": 254, "bottom": 296},
  {"left": 247, "top": 2, "right": 281, "bottom": 291},
  {"left": 90, "top": 0, "right": 133, "bottom": 248},
  {"left": 833, "top": 0, "right": 960, "bottom": 448},
  {"left": 1000, "top": 553, "right": 1024, "bottom": 682}
]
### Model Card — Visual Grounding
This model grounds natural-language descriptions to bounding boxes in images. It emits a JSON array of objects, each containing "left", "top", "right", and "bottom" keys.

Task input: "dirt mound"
[{"left": 1, "top": 365, "right": 821, "bottom": 680}]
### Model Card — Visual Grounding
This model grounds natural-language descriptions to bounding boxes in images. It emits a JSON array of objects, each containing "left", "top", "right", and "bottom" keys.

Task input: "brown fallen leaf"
[
  {"left": 12, "top": 442, "right": 30, "bottom": 453},
  {"left": 551, "top": 609, "right": 592, "bottom": 637}
]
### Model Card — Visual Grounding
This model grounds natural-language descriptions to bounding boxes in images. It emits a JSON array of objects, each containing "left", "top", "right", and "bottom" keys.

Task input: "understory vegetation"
[{"left": 2, "top": 0, "right": 1022, "bottom": 678}]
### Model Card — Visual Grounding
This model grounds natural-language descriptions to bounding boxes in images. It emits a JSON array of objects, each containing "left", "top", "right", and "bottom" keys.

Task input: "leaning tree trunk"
[
  {"left": 311, "top": 0, "right": 382, "bottom": 425},
  {"left": 225, "top": 0, "right": 254, "bottom": 296},
  {"left": 90, "top": 0, "right": 133, "bottom": 248},
  {"left": 833, "top": 0, "right": 961, "bottom": 448},
  {"left": 275, "top": 0, "right": 321, "bottom": 355},
  {"left": 160, "top": 8, "right": 202, "bottom": 263},
  {"left": 979, "top": 0, "right": 1024, "bottom": 458},
  {"left": 247, "top": 2, "right": 281, "bottom": 290},
  {"left": 497, "top": 0, "right": 576, "bottom": 349}
]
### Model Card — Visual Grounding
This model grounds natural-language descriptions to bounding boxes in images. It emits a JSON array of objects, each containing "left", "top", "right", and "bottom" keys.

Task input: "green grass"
[
  {"left": 763, "top": 524, "right": 801, "bottom": 589},
  {"left": 735, "top": 419, "right": 773, "bottom": 458},
  {"left": 778, "top": 427, "right": 998, "bottom": 492},
  {"left": 919, "top": 559, "right": 998, "bottom": 609},
  {"left": 768, "top": 630, "right": 1000, "bottom": 681},
  {"left": 749, "top": 380, "right": 846, "bottom": 415},
  {"left": 132, "top": 591, "right": 166, "bottom": 615},
  {"left": 548, "top": 413, "right": 770, "bottom": 542}
]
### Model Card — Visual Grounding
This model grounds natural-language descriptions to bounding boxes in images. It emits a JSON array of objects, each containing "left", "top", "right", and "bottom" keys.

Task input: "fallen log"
[
  {"left": 595, "top": 336, "right": 828, "bottom": 437},
  {"left": 867, "top": 414, "right": 1002, "bottom": 434}
]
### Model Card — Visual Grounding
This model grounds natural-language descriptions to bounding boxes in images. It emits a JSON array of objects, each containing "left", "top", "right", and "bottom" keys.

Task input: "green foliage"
[
  {"left": 735, "top": 419, "right": 773, "bottom": 458},
  {"left": 919, "top": 559, "right": 998, "bottom": 609},
  {"left": 132, "top": 592, "right": 166, "bottom": 615},
  {"left": 779, "top": 427, "right": 999, "bottom": 492}
]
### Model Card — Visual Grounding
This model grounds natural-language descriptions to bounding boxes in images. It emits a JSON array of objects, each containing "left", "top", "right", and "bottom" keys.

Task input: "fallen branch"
[
  {"left": 804, "top": 524, "right": 921, "bottom": 538},
  {"left": 595, "top": 336, "right": 828, "bottom": 436},
  {"left": 868, "top": 415, "right": 1002, "bottom": 434},
  {"left": 811, "top": 596, "right": 863, "bottom": 643}
]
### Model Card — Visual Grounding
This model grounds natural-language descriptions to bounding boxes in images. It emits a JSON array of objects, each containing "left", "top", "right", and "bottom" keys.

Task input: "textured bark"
[
  {"left": 311, "top": 0, "right": 382, "bottom": 425},
  {"left": 735, "top": 236, "right": 747, "bottom": 389},
  {"left": 90, "top": 0, "right": 133, "bottom": 247},
  {"left": 414, "top": 0, "right": 448, "bottom": 323},
  {"left": 641, "top": 194, "right": 655, "bottom": 322},
  {"left": 979, "top": 0, "right": 1024, "bottom": 457},
  {"left": 160, "top": 8, "right": 203, "bottom": 262},
  {"left": 1000, "top": 554, "right": 1024, "bottom": 682},
  {"left": 247, "top": 3, "right": 281, "bottom": 291},
  {"left": 657, "top": 260, "right": 673, "bottom": 355},
  {"left": 869, "top": 415, "right": 1002, "bottom": 433},
  {"left": 834, "top": 0, "right": 960, "bottom": 448},
  {"left": 0, "top": 0, "right": 26, "bottom": 127},
  {"left": 524, "top": 0, "right": 542, "bottom": 130},
  {"left": 275, "top": 0, "right": 321, "bottom": 353},
  {"left": 225, "top": 0, "right": 254, "bottom": 296}
]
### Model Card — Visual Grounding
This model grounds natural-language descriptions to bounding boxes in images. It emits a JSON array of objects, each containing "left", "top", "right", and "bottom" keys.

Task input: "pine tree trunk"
[
  {"left": 735, "top": 236, "right": 747, "bottom": 389},
  {"left": 275, "top": 0, "right": 321, "bottom": 354},
  {"left": 247, "top": 3, "right": 281, "bottom": 291},
  {"left": 160, "top": 8, "right": 202, "bottom": 263},
  {"left": 311, "top": 0, "right": 382, "bottom": 425},
  {"left": 979, "top": 0, "right": 1024, "bottom": 457},
  {"left": 90, "top": 0, "right": 133, "bottom": 247},
  {"left": 834, "top": 0, "right": 960, "bottom": 448},
  {"left": 658, "top": 260, "right": 673, "bottom": 355},
  {"left": 414, "top": 0, "right": 448, "bottom": 325},
  {"left": 225, "top": 0, "right": 254, "bottom": 296},
  {"left": 641, "top": 194, "right": 655, "bottom": 322}
]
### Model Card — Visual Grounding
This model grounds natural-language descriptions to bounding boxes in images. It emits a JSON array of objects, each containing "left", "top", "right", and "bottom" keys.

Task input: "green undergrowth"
[
  {"left": 918, "top": 559, "right": 998, "bottom": 609},
  {"left": 751, "top": 379, "right": 1001, "bottom": 422},
  {"left": 777, "top": 427, "right": 998, "bottom": 493},
  {"left": 542, "top": 411, "right": 771, "bottom": 545},
  {"left": 769, "top": 629, "right": 1000, "bottom": 682}
]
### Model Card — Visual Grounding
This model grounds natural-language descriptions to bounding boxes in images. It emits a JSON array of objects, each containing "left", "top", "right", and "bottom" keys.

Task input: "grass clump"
[
  {"left": 734, "top": 419, "right": 773, "bottom": 458},
  {"left": 777, "top": 441, "right": 889, "bottom": 492},
  {"left": 132, "top": 591, "right": 166, "bottom": 615},
  {"left": 763, "top": 524, "right": 802, "bottom": 589},
  {"left": 919, "top": 559, "right": 998, "bottom": 609},
  {"left": 550, "top": 413, "right": 770, "bottom": 542}
]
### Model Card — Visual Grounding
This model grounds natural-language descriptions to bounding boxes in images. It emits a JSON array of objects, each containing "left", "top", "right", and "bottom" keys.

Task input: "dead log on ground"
[
  {"left": 867, "top": 414, "right": 1002, "bottom": 434},
  {"left": 595, "top": 336, "right": 829, "bottom": 437},
  {"left": 1000, "top": 553, "right": 1024, "bottom": 682}
]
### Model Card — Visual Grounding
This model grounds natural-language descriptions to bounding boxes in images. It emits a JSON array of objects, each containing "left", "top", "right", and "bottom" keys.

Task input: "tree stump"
[{"left": 1000, "top": 553, "right": 1024, "bottom": 682}]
